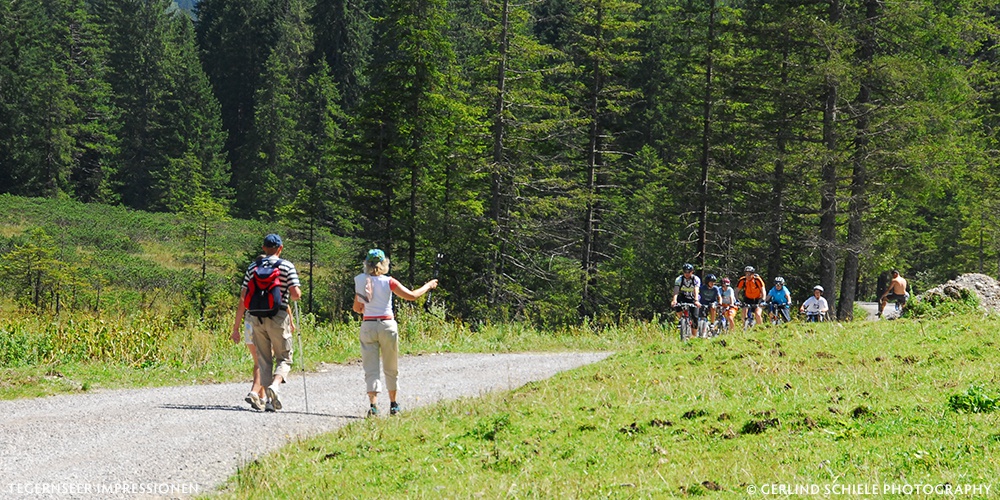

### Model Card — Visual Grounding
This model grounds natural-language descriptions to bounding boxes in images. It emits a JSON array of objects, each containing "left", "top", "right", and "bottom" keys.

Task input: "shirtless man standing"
[{"left": 878, "top": 269, "right": 908, "bottom": 317}]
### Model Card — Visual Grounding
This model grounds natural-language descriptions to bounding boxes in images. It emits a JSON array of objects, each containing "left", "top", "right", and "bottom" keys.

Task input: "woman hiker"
[{"left": 352, "top": 249, "right": 437, "bottom": 417}]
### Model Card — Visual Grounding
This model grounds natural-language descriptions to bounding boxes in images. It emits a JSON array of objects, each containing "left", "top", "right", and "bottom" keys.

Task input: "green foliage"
[
  {"left": 310, "top": 0, "right": 374, "bottom": 112},
  {"left": 0, "top": 0, "right": 118, "bottom": 201},
  {"left": 948, "top": 385, "right": 1000, "bottom": 414},
  {"left": 0, "top": 194, "right": 354, "bottom": 321},
  {"left": 905, "top": 287, "right": 980, "bottom": 318}
]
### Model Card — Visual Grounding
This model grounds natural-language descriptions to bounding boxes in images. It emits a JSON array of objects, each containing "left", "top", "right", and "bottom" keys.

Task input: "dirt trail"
[{"left": 0, "top": 352, "right": 611, "bottom": 499}]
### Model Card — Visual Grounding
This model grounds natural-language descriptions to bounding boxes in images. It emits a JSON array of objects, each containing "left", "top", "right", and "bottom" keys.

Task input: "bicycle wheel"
[
  {"left": 697, "top": 318, "right": 709, "bottom": 338},
  {"left": 679, "top": 315, "right": 692, "bottom": 341}
]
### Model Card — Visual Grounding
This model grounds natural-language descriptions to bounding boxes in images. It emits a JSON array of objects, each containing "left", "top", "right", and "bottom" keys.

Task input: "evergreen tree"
[
  {"left": 448, "top": 0, "right": 582, "bottom": 320},
  {"left": 0, "top": 0, "right": 117, "bottom": 201},
  {"left": 196, "top": 0, "right": 290, "bottom": 216},
  {"left": 352, "top": 0, "right": 480, "bottom": 288},
  {"left": 829, "top": 0, "right": 989, "bottom": 316},
  {"left": 94, "top": 0, "right": 229, "bottom": 211},
  {"left": 558, "top": 0, "right": 641, "bottom": 317},
  {"left": 154, "top": 14, "right": 232, "bottom": 210},
  {"left": 310, "top": 0, "right": 374, "bottom": 113},
  {"left": 248, "top": 0, "right": 315, "bottom": 219}
]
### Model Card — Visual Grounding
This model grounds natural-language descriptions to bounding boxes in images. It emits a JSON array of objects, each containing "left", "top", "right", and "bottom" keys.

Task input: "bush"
[
  {"left": 906, "top": 287, "right": 979, "bottom": 318},
  {"left": 0, "top": 327, "right": 33, "bottom": 366},
  {"left": 948, "top": 385, "right": 1000, "bottom": 414}
]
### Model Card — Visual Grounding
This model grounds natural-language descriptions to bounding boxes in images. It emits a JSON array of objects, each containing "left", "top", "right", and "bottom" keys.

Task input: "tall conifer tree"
[{"left": 196, "top": 0, "right": 289, "bottom": 216}]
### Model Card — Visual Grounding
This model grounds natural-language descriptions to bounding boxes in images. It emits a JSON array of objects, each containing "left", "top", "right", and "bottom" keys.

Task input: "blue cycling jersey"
[{"left": 767, "top": 286, "right": 790, "bottom": 305}]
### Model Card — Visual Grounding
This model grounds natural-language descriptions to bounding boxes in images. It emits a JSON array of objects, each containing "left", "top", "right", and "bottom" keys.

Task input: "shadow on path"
[{"left": 159, "top": 403, "right": 360, "bottom": 420}]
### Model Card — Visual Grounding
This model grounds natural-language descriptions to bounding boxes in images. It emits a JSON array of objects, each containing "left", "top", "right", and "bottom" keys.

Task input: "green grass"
[
  {"left": 211, "top": 314, "right": 1000, "bottom": 498},
  {"left": 0, "top": 305, "right": 654, "bottom": 399}
]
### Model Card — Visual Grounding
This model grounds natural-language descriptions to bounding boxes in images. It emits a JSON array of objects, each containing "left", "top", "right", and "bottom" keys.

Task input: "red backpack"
[{"left": 244, "top": 258, "right": 286, "bottom": 318}]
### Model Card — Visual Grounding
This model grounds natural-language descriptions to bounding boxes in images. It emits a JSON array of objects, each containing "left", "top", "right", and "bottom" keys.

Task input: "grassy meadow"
[{"left": 213, "top": 314, "right": 1000, "bottom": 498}]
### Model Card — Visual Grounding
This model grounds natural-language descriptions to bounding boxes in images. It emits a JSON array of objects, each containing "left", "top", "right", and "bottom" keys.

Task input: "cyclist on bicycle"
[
  {"left": 765, "top": 277, "right": 792, "bottom": 323},
  {"left": 718, "top": 277, "right": 738, "bottom": 330},
  {"left": 878, "top": 269, "right": 909, "bottom": 318},
  {"left": 670, "top": 263, "right": 701, "bottom": 321},
  {"left": 800, "top": 285, "right": 829, "bottom": 322},
  {"left": 700, "top": 274, "right": 721, "bottom": 334},
  {"left": 737, "top": 266, "right": 766, "bottom": 325}
]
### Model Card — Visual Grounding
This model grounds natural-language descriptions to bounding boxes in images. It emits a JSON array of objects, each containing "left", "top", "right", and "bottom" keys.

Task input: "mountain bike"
[
  {"left": 675, "top": 303, "right": 698, "bottom": 341},
  {"left": 742, "top": 300, "right": 762, "bottom": 330},
  {"left": 697, "top": 304, "right": 715, "bottom": 338},
  {"left": 804, "top": 311, "right": 825, "bottom": 322},
  {"left": 716, "top": 304, "right": 736, "bottom": 333},
  {"left": 767, "top": 302, "right": 791, "bottom": 324}
]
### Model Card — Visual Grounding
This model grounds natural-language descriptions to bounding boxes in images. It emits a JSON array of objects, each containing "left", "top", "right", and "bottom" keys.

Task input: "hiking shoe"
[
  {"left": 245, "top": 392, "right": 264, "bottom": 411},
  {"left": 389, "top": 402, "right": 400, "bottom": 416},
  {"left": 265, "top": 385, "right": 282, "bottom": 411},
  {"left": 367, "top": 405, "right": 378, "bottom": 417},
  {"left": 264, "top": 400, "right": 275, "bottom": 412}
]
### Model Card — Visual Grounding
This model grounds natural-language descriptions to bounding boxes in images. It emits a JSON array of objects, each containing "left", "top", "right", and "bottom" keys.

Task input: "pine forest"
[{"left": 2, "top": 0, "right": 1000, "bottom": 326}]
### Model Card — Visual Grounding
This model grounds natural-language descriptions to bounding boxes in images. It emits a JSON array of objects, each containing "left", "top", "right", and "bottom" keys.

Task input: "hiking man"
[
  {"left": 232, "top": 234, "right": 301, "bottom": 412},
  {"left": 878, "top": 269, "right": 908, "bottom": 318}
]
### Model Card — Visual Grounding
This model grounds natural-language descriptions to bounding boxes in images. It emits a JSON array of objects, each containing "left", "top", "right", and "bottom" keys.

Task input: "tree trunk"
[
  {"left": 767, "top": 43, "right": 789, "bottom": 279},
  {"left": 819, "top": 0, "right": 840, "bottom": 311},
  {"left": 308, "top": 218, "right": 315, "bottom": 313},
  {"left": 489, "top": 0, "right": 510, "bottom": 306},
  {"left": 837, "top": 0, "right": 878, "bottom": 320},
  {"left": 581, "top": 6, "right": 603, "bottom": 317},
  {"left": 697, "top": 0, "right": 716, "bottom": 273}
]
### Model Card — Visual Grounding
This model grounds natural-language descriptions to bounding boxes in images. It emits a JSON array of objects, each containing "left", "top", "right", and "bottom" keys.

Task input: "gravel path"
[
  {"left": 0, "top": 352, "right": 611, "bottom": 499},
  {"left": 857, "top": 301, "right": 901, "bottom": 320}
]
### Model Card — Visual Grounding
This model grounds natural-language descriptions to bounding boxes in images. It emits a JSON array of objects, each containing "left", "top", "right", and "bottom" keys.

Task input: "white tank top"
[{"left": 355, "top": 273, "right": 399, "bottom": 320}]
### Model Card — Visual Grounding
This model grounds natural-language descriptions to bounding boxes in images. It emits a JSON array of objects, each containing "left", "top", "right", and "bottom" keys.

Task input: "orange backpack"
[{"left": 739, "top": 274, "right": 765, "bottom": 299}]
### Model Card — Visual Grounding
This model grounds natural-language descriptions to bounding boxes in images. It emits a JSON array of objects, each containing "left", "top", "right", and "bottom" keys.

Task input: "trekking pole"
[
  {"left": 424, "top": 253, "right": 444, "bottom": 315},
  {"left": 294, "top": 301, "right": 309, "bottom": 413}
]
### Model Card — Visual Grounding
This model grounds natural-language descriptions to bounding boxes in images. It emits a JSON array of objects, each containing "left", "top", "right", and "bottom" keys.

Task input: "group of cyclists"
[{"left": 670, "top": 264, "right": 830, "bottom": 338}]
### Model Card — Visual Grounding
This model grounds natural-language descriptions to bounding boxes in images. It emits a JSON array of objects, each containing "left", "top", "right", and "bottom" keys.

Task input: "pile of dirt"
[{"left": 920, "top": 273, "right": 1000, "bottom": 313}]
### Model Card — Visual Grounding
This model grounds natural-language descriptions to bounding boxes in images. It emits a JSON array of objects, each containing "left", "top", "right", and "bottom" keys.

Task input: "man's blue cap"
[
  {"left": 263, "top": 234, "right": 283, "bottom": 248},
  {"left": 366, "top": 248, "right": 386, "bottom": 263}
]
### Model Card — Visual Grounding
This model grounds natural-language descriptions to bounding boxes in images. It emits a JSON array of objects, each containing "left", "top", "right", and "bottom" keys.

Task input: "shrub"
[
  {"left": 948, "top": 385, "right": 1000, "bottom": 414},
  {"left": 906, "top": 288, "right": 979, "bottom": 318}
]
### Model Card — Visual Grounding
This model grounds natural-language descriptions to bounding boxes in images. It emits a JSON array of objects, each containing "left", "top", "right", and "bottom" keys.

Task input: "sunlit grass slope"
[{"left": 215, "top": 314, "right": 1000, "bottom": 498}]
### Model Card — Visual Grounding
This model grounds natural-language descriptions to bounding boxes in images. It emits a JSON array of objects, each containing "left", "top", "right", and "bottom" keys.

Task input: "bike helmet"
[
  {"left": 774, "top": 276, "right": 785, "bottom": 284},
  {"left": 682, "top": 263, "right": 694, "bottom": 272},
  {"left": 721, "top": 277, "right": 731, "bottom": 285},
  {"left": 744, "top": 266, "right": 755, "bottom": 273},
  {"left": 813, "top": 285, "right": 824, "bottom": 292},
  {"left": 705, "top": 274, "right": 717, "bottom": 282}
]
